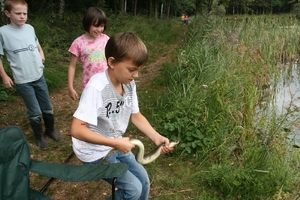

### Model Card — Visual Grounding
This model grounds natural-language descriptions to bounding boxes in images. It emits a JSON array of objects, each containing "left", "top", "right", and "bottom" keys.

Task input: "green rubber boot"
[
  {"left": 30, "top": 122, "right": 48, "bottom": 150},
  {"left": 43, "top": 114, "right": 61, "bottom": 142}
]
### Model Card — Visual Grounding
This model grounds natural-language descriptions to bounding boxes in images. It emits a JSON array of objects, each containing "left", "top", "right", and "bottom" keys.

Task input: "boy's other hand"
[
  {"left": 156, "top": 136, "right": 174, "bottom": 154},
  {"left": 2, "top": 76, "right": 13, "bottom": 88}
]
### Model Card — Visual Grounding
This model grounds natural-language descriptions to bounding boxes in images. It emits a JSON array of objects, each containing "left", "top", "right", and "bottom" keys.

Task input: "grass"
[
  {"left": 1, "top": 12, "right": 300, "bottom": 199},
  {"left": 152, "top": 14, "right": 300, "bottom": 199}
]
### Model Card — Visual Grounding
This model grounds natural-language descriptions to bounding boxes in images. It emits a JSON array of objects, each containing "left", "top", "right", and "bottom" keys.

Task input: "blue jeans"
[
  {"left": 83, "top": 152, "right": 150, "bottom": 200},
  {"left": 16, "top": 75, "right": 53, "bottom": 125}
]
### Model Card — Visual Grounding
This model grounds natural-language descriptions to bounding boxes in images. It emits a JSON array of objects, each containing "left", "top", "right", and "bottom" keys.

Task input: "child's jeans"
[
  {"left": 16, "top": 75, "right": 53, "bottom": 124},
  {"left": 83, "top": 151, "right": 150, "bottom": 200}
]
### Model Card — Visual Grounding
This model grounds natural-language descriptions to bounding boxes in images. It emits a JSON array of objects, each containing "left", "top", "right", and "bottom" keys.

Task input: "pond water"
[
  {"left": 274, "top": 62, "right": 300, "bottom": 115},
  {"left": 273, "top": 62, "right": 300, "bottom": 147}
]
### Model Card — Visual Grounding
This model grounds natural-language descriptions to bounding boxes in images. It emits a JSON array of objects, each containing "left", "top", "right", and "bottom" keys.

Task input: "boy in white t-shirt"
[{"left": 71, "top": 31, "right": 174, "bottom": 200}]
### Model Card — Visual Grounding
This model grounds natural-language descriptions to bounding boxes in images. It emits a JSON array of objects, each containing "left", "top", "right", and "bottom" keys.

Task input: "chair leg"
[{"left": 112, "top": 177, "right": 116, "bottom": 200}]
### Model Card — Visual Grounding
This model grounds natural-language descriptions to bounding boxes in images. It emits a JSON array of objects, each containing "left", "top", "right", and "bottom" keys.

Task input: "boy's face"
[
  {"left": 5, "top": 4, "right": 28, "bottom": 27},
  {"left": 108, "top": 58, "right": 140, "bottom": 84}
]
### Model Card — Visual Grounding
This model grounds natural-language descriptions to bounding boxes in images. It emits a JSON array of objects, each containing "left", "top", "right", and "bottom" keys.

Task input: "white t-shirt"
[{"left": 72, "top": 70, "right": 139, "bottom": 162}]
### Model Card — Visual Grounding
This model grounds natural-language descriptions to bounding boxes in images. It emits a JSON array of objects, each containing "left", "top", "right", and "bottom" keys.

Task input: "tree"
[
  {"left": 120, "top": 0, "right": 125, "bottom": 12},
  {"left": 133, "top": 0, "right": 137, "bottom": 16},
  {"left": 13, "top": 0, "right": 299, "bottom": 17},
  {"left": 148, "top": 0, "right": 152, "bottom": 18},
  {"left": 59, "top": 0, "right": 65, "bottom": 15}
]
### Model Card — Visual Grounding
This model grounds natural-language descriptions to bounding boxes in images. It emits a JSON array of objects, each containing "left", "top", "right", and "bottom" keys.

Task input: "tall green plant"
[{"left": 153, "top": 14, "right": 300, "bottom": 199}]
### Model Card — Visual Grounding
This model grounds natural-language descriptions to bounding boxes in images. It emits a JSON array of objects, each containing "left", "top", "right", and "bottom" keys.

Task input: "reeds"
[{"left": 156, "top": 14, "right": 300, "bottom": 199}]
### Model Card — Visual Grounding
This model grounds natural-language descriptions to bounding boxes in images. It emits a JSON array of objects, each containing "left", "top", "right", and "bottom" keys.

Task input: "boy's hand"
[
  {"left": 156, "top": 136, "right": 174, "bottom": 154},
  {"left": 115, "top": 137, "right": 135, "bottom": 154},
  {"left": 2, "top": 75, "right": 13, "bottom": 88}
]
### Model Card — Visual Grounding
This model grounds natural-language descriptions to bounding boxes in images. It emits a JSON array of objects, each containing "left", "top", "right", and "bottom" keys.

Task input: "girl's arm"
[{"left": 68, "top": 54, "right": 79, "bottom": 100}]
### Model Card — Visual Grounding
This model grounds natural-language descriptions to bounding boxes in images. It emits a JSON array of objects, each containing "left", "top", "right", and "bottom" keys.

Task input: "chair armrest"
[{"left": 30, "top": 160, "right": 128, "bottom": 182}]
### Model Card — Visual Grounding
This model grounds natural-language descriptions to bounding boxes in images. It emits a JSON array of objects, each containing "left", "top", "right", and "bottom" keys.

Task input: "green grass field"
[{"left": 1, "top": 13, "right": 300, "bottom": 199}]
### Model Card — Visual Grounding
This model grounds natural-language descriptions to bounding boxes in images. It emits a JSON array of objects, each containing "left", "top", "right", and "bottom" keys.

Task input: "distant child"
[
  {"left": 184, "top": 14, "right": 189, "bottom": 25},
  {"left": 181, "top": 13, "right": 184, "bottom": 24},
  {"left": 68, "top": 7, "right": 109, "bottom": 100},
  {"left": 0, "top": 0, "right": 61, "bottom": 150},
  {"left": 70, "top": 32, "right": 174, "bottom": 200}
]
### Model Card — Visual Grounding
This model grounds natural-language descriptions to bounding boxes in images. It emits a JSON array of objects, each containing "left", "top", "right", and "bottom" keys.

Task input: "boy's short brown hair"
[
  {"left": 105, "top": 32, "right": 148, "bottom": 67},
  {"left": 4, "top": 0, "right": 28, "bottom": 12}
]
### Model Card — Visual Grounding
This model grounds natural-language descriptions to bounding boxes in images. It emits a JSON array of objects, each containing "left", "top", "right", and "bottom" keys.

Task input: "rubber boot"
[
  {"left": 43, "top": 114, "right": 61, "bottom": 142},
  {"left": 30, "top": 122, "right": 48, "bottom": 150}
]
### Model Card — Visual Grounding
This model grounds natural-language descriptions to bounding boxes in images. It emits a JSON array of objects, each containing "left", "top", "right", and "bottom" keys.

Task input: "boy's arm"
[
  {"left": 131, "top": 112, "right": 173, "bottom": 154},
  {"left": 0, "top": 57, "right": 13, "bottom": 88},
  {"left": 71, "top": 117, "right": 135, "bottom": 154},
  {"left": 37, "top": 44, "right": 45, "bottom": 63}
]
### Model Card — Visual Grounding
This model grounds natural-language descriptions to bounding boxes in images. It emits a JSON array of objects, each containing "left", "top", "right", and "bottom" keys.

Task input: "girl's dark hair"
[
  {"left": 105, "top": 32, "right": 148, "bottom": 67},
  {"left": 82, "top": 7, "right": 107, "bottom": 32}
]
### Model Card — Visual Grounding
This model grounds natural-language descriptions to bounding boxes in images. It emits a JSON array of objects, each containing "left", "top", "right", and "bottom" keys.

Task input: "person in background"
[
  {"left": 181, "top": 13, "right": 185, "bottom": 24},
  {"left": 184, "top": 14, "right": 189, "bottom": 25},
  {"left": 70, "top": 32, "right": 174, "bottom": 200},
  {"left": 68, "top": 7, "right": 109, "bottom": 100},
  {"left": 0, "top": 0, "right": 61, "bottom": 150}
]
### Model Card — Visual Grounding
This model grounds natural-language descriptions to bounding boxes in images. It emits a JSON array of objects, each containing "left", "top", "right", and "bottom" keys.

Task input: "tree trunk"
[
  {"left": 120, "top": 0, "right": 124, "bottom": 13},
  {"left": 148, "top": 0, "right": 152, "bottom": 18},
  {"left": 160, "top": 3, "right": 163, "bottom": 18},
  {"left": 166, "top": 0, "right": 170, "bottom": 18},
  {"left": 154, "top": 0, "right": 158, "bottom": 18},
  {"left": 124, "top": 0, "right": 127, "bottom": 12},
  {"left": 133, "top": 0, "right": 137, "bottom": 16},
  {"left": 59, "top": 0, "right": 64, "bottom": 15}
]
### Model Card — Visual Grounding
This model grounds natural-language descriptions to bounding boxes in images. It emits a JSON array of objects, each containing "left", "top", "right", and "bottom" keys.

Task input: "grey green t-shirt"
[{"left": 0, "top": 24, "right": 44, "bottom": 84}]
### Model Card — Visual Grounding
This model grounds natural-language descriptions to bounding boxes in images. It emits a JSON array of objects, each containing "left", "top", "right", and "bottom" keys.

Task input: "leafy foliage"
[
  {"left": 292, "top": 3, "right": 300, "bottom": 19},
  {"left": 151, "top": 14, "right": 300, "bottom": 199}
]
